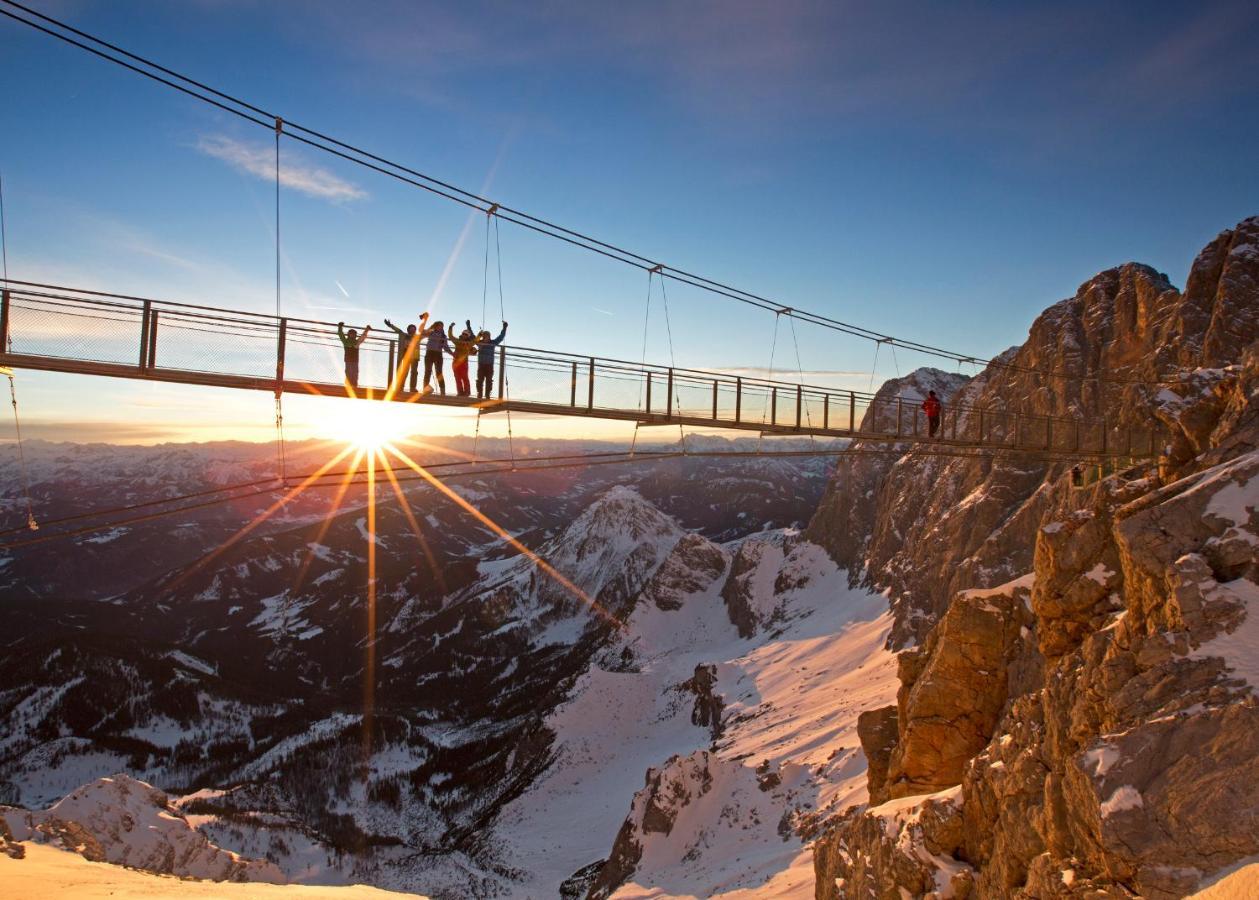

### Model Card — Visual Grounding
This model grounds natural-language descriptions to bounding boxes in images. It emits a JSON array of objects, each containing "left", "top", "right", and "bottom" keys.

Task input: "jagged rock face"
[
  {"left": 856, "top": 706, "right": 898, "bottom": 806},
  {"left": 586, "top": 751, "right": 717, "bottom": 900},
  {"left": 814, "top": 788, "right": 974, "bottom": 900},
  {"left": 680, "top": 664, "right": 725, "bottom": 740},
  {"left": 805, "top": 368, "right": 970, "bottom": 581},
  {"left": 719, "top": 534, "right": 786, "bottom": 638},
  {"left": 1, "top": 774, "right": 282, "bottom": 882},
  {"left": 813, "top": 219, "right": 1259, "bottom": 898},
  {"left": 642, "top": 533, "right": 727, "bottom": 611},
  {"left": 883, "top": 578, "right": 1040, "bottom": 800},
  {"left": 808, "top": 217, "right": 1259, "bottom": 647}
]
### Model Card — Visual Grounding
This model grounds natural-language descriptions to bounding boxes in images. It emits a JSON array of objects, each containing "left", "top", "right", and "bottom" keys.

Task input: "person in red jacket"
[{"left": 922, "top": 390, "right": 942, "bottom": 438}]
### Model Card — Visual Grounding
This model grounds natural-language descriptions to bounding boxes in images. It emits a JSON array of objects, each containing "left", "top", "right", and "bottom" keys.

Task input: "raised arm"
[
  {"left": 490, "top": 321, "right": 508, "bottom": 346},
  {"left": 337, "top": 322, "right": 347, "bottom": 345},
  {"left": 357, "top": 325, "right": 372, "bottom": 347},
  {"left": 383, "top": 318, "right": 404, "bottom": 338}
]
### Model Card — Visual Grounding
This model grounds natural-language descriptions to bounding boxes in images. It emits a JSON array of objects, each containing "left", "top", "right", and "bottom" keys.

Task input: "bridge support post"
[
  {"left": 645, "top": 372, "right": 652, "bottom": 414},
  {"left": 951, "top": 407, "right": 957, "bottom": 440},
  {"left": 497, "top": 346, "right": 505, "bottom": 399},
  {"left": 666, "top": 368, "right": 674, "bottom": 418},
  {"left": 735, "top": 378, "right": 742, "bottom": 423},
  {"left": 571, "top": 360, "right": 578, "bottom": 407},
  {"left": 588, "top": 358, "right": 595, "bottom": 410},
  {"left": 138, "top": 300, "right": 152, "bottom": 370},
  {"left": 276, "top": 318, "right": 287, "bottom": 395},
  {"left": 0, "top": 289, "right": 9, "bottom": 353},
  {"left": 896, "top": 396, "right": 902, "bottom": 437},
  {"left": 712, "top": 380, "right": 718, "bottom": 420},
  {"left": 771, "top": 387, "right": 777, "bottom": 425},
  {"left": 849, "top": 392, "right": 855, "bottom": 432},
  {"left": 387, "top": 340, "right": 395, "bottom": 387},
  {"left": 796, "top": 385, "right": 802, "bottom": 428},
  {"left": 147, "top": 311, "right": 159, "bottom": 372},
  {"left": 823, "top": 394, "right": 829, "bottom": 430}
]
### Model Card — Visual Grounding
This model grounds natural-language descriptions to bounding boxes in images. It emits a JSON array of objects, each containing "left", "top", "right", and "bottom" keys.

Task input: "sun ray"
[
  {"left": 361, "top": 446, "right": 379, "bottom": 767},
  {"left": 380, "top": 442, "right": 620, "bottom": 627},
  {"left": 291, "top": 447, "right": 366, "bottom": 594},
  {"left": 171, "top": 444, "right": 357, "bottom": 591},
  {"left": 379, "top": 457, "right": 447, "bottom": 596}
]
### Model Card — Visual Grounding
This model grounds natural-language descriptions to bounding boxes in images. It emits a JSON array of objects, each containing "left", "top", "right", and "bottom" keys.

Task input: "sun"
[{"left": 337, "top": 401, "right": 412, "bottom": 450}]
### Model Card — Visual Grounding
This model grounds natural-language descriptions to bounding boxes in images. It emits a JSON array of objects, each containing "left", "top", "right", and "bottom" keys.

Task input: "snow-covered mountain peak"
[{"left": 2, "top": 773, "right": 283, "bottom": 883}]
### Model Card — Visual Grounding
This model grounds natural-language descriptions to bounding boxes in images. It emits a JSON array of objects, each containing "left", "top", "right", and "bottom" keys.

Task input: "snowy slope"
[
  {"left": 0, "top": 842, "right": 419, "bottom": 899},
  {"left": 490, "top": 530, "right": 897, "bottom": 898}
]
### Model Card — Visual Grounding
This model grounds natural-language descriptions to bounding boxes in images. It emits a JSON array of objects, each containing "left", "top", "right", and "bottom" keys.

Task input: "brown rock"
[
  {"left": 857, "top": 705, "right": 899, "bottom": 805},
  {"left": 884, "top": 578, "right": 1037, "bottom": 799}
]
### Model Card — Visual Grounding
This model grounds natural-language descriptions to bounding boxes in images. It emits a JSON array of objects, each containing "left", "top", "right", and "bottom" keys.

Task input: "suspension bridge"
[{"left": 0, "top": 280, "right": 1159, "bottom": 458}]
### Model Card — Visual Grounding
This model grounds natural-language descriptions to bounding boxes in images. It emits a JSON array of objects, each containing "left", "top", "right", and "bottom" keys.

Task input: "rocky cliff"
[
  {"left": 812, "top": 217, "right": 1259, "bottom": 897},
  {"left": 809, "top": 217, "right": 1259, "bottom": 649}
]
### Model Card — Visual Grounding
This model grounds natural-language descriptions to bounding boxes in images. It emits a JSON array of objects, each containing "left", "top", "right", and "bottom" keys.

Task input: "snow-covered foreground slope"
[
  {"left": 490, "top": 532, "right": 897, "bottom": 898},
  {"left": 0, "top": 842, "right": 419, "bottom": 899}
]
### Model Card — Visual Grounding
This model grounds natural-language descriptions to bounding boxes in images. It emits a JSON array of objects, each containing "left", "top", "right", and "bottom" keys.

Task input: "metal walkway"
[{"left": 0, "top": 281, "right": 1159, "bottom": 458}]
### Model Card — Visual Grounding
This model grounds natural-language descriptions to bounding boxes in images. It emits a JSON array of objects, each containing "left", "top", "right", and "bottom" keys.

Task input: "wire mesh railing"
[{"left": 0, "top": 280, "right": 1163, "bottom": 456}]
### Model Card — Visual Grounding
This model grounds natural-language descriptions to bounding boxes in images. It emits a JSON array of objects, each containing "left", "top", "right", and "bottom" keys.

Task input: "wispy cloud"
[{"left": 196, "top": 134, "right": 367, "bottom": 202}]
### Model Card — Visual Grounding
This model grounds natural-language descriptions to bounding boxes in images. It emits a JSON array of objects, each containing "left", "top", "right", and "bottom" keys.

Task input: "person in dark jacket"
[
  {"left": 922, "top": 390, "right": 942, "bottom": 438},
  {"left": 452, "top": 321, "right": 476, "bottom": 398},
  {"left": 383, "top": 313, "right": 425, "bottom": 393},
  {"left": 475, "top": 321, "right": 508, "bottom": 400},
  {"left": 423, "top": 320, "right": 451, "bottom": 395},
  {"left": 337, "top": 321, "right": 372, "bottom": 390}
]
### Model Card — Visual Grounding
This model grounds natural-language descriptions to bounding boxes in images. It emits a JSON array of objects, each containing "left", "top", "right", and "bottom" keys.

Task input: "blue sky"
[{"left": 2, "top": 0, "right": 1257, "bottom": 443}]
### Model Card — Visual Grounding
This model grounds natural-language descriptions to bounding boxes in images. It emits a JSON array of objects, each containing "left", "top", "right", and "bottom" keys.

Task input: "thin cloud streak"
[{"left": 196, "top": 134, "right": 367, "bottom": 202}]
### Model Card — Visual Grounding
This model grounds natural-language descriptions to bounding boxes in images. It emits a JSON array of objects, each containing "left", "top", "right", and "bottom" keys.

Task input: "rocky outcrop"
[
  {"left": 814, "top": 788, "right": 975, "bottom": 899},
  {"left": 883, "top": 577, "right": 1039, "bottom": 800},
  {"left": 587, "top": 751, "right": 716, "bottom": 900},
  {"left": 642, "top": 533, "right": 726, "bottom": 611},
  {"left": 1, "top": 774, "right": 283, "bottom": 882},
  {"left": 680, "top": 663, "right": 725, "bottom": 740},
  {"left": 856, "top": 706, "right": 898, "bottom": 806},
  {"left": 807, "top": 217, "right": 1259, "bottom": 649},
  {"left": 720, "top": 536, "right": 784, "bottom": 638}
]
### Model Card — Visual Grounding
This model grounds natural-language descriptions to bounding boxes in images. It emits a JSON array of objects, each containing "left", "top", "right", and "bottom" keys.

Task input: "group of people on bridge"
[{"left": 337, "top": 314, "right": 508, "bottom": 399}]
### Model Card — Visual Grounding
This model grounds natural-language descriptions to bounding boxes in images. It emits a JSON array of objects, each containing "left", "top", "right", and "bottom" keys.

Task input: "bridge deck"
[{"left": 0, "top": 282, "right": 1159, "bottom": 458}]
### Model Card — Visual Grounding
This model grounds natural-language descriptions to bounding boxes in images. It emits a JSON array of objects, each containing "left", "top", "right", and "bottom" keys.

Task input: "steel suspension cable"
[
  {"left": 0, "top": 0, "right": 1185, "bottom": 389},
  {"left": 4, "top": 372, "right": 37, "bottom": 530}
]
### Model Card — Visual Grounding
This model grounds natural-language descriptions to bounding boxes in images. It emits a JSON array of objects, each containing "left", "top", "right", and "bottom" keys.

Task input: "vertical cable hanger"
[
  {"left": 273, "top": 117, "right": 287, "bottom": 485},
  {"left": 657, "top": 274, "right": 687, "bottom": 454},
  {"left": 630, "top": 266, "right": 660, "bottom": 456},
  {"left": 0, "top": 171, "right": 33, "bottom": 529}
]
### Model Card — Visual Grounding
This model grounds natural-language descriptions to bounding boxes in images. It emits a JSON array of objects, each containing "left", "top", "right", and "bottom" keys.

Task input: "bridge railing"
[{"left": 0, "top": 282, "right": 1163, "bottom": 456}]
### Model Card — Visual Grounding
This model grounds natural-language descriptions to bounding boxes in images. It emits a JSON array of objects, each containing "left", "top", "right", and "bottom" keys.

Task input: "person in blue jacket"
[
  {"left": 475, "top": 321, "right": 508, "bottom": 400},
  {"left": 423, "top": 319, "right": 451, "bottom": 395}
]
